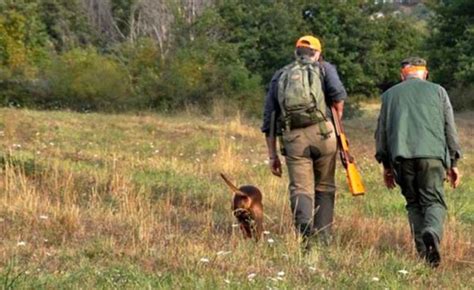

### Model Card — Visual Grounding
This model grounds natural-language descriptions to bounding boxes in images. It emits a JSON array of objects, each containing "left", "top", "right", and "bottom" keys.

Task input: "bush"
[
  {"left": 112, "top": 38, "right": 162, "bottom": 110},
  {"left": 449, "top": 85, "right": 474, "bottom": 111},
  {"left": 153, "top": 39, "right": 263, "bottom": 115},
  {"left": 42, "top": 48, "right": 131, "bottom": 111}
]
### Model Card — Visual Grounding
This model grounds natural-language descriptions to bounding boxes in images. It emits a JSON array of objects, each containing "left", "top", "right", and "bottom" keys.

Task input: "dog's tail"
[{"left": 220, "top": 173, "right": 244, "bottom": 195}]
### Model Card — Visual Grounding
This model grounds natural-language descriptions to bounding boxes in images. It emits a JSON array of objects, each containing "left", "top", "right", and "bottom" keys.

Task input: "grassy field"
[{"left": 0, "top": 105, "right": 472, "bottom": 289}]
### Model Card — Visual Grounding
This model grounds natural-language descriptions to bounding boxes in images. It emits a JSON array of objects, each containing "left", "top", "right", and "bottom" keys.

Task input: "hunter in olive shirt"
[
  {"left": 375, "top": 57, "right": 461, "bottom": 268},
  {"left": 375, "top": 75, "right": 461, "bottom": 168}
]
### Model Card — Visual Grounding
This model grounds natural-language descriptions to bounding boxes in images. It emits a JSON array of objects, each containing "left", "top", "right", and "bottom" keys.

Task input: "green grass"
[{"left": 0, "top": 106, "right": 473, "bottom": 289}]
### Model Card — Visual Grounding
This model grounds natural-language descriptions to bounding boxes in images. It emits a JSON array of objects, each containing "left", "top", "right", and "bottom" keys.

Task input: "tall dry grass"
[{"left": 0, "top": 106, "right": 472, "bottom": 288}]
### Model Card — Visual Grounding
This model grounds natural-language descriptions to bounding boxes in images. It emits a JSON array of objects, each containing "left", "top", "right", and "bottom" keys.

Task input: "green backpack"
[{"left": 277, "top": 61, "right": 327, "bottom": 131}]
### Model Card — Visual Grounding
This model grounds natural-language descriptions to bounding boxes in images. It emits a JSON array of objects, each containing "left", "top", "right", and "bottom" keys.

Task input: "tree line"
[{"left": 0, "top": 0, "right": 472, "bottom": 114}]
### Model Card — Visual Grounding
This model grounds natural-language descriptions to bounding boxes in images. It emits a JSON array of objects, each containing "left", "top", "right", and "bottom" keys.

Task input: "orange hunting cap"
[{"left": 296, "top": 35, "right": 322, "bottom": 52}]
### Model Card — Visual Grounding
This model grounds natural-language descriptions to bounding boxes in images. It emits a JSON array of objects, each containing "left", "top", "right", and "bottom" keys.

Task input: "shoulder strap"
[
  {"left": 318, "top": 61, "right": 326, "bottom": 95},
  {"left": 277, "top": 61, "right": 299, "bottom": 117}
]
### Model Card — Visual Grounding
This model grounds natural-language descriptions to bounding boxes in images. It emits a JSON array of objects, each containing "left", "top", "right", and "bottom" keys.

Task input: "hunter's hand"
[
  {"left": 447, "top": 167, "right": 460, "bottom": 189},
  {"left": 383, "top": 168, "right": 396, "bottom": 189},
  {"left": 269, "top": 156, "right": 282, "bottom": 177}
]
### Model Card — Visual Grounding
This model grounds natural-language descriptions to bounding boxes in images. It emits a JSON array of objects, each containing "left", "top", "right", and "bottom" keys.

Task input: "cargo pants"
[
  {"left": 394, "top": 158, "right": 447, "bottom": 257},
  {"left": 282, "top": 121, "right": 337, "bottom": 240}
]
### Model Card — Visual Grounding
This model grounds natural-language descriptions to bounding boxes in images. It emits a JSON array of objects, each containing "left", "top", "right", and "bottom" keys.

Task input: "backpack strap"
[
  {"left": 277, "top": 62, "right": 297, "bottom": 131},
  {"left": 319, "top": 61, "right": 327, "bottom": 95},
  {"left": 307, "top": 63, "right": 332, "bottom": 138}
]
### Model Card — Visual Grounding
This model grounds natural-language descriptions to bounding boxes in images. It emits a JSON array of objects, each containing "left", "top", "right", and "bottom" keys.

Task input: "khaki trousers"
[{"left": 282, "top": 121, "right": 337, "bottom": 237}]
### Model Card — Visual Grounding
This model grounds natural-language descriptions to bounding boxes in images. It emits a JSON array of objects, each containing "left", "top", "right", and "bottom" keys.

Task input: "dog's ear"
[{"left": 220, "top": 173, "right": 241, "bottom": 193}]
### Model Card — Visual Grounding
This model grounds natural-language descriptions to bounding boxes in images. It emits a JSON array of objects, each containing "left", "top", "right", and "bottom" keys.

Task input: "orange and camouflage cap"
[
  {"left": 401, "top": 57, "right": 428, "bottom": 75},
  {"left": 401, "top": 57, "right": 427, "bottom": 68}
]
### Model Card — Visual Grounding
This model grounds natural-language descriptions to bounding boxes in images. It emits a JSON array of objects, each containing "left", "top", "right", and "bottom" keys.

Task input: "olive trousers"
[{"left": 394, "top": 158, "right": 447, "bottom": 256}]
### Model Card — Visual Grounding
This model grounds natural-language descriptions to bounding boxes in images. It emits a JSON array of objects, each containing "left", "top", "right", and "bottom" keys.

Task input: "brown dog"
[{"left": 220, "top": 173, "right": 263, "bottom": 241}]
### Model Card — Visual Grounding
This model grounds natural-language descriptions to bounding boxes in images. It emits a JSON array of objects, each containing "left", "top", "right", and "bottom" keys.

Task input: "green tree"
[
  {"left": 194, "top": 0, "right": 424, "bottom": 97},
  {"left": 38, "top": 0, "right": 100, "bottom": 51},
  {"left": 299, "top": 1, "right": 425, "bottom": 95},
  {"left": 426, "top": 0, "right": 474, "bottom": 87},
  {"left": 196, "top": 0, "right": 302, "bottom": 83},
  {"left": 0, "top": 1, "right": 50, "bottom": 75}
]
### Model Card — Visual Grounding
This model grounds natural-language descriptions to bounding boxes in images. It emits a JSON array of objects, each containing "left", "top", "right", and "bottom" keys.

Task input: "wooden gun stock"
[{"left": 331, "top": 107, "right": 365, "bottom": 196}]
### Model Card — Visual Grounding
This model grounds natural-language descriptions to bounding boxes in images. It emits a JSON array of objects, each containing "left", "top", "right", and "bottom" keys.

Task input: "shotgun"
[{"left": 331, "top": 107, "right": 365, "bottom": 196}]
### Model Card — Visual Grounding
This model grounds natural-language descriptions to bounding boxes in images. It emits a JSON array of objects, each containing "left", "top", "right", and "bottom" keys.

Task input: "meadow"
[{"left": 0, "top": 105, "right": 472, "bottom": 289}]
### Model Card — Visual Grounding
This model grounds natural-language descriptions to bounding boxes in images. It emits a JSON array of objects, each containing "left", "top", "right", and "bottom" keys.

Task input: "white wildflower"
[
  {"left": 398, "top": 269, "right": 409, "bottom": 275},
  {"left": 247, "top": 273, "right": 257, "bottom": 280},
  {"left": 372, "top": 277, "right": 380, "bottom": 282},
  {"left": 39, "top": 215, "right": 48, "bottom": 220},
  {"left": 277, "top": 271, "right": 285, "bottom": 277},
  {"left": 199, "top": 257, "right": 210, "bottom": 263},
  {"left": 263, "top": 231, "right": 270, "bottom": 235},
  {"left": 17, "top": 241, "right": 26, "bottom": 246},
  {"left": 309, "top": 266, "right": 316, "bottom": 272},
  {"left": 217, "top": 251, "right": 231, "bottom": 256},
  {"left": 267, "top": 238, "right": 275, "bottom": 244},
  {"left": 224, "top": 279, "right": 230, "bottom": 284}
]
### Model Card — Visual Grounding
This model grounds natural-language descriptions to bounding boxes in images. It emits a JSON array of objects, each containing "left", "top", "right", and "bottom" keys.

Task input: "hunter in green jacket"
[{"left": 375, "top": 57, "right": 461, "bottom": 268}]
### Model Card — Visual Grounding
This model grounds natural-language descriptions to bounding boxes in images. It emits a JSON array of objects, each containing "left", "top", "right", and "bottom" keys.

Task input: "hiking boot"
[{"left": 422, "top": 230, "right": 441, "bottom": 268}]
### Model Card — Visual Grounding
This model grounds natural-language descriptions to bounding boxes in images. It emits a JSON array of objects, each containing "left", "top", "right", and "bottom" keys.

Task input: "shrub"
[
  {"left": 449, "top": 85, "right": 474, "bottom": 111},
  {"left": 153, "top": 39, "right": 263, "bottom": 115},
  {"left": 42, "top": 48, "right": 131, "bottom": 111},
  {"left": 113, "top": 38, "right": 162, "bottom": 110}
]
